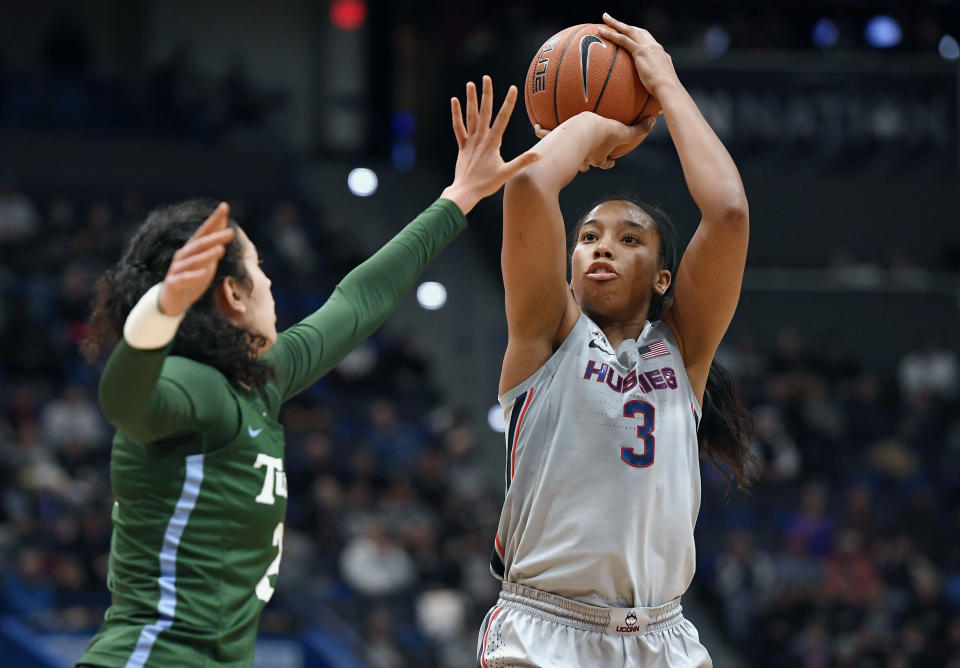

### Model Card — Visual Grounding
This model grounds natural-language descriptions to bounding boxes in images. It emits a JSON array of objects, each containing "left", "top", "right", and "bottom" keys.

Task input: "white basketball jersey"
[{"left": 491, "top": 312, "right": 702, "bottom": 608}]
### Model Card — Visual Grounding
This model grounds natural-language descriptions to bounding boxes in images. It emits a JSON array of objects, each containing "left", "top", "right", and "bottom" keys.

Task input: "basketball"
[{"left": 524, "top": 23, "right": 661, "bottom": 131}]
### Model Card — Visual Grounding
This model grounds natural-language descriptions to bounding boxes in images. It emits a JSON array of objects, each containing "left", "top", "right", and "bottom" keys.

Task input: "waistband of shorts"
[{"left": 498, "top": 582, "right": 684, "bottom": 635}]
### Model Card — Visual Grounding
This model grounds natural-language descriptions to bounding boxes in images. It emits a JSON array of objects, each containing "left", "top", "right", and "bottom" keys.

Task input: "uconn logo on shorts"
[{"left": 616, "top": 611, "right": 639, "bottom": 633}]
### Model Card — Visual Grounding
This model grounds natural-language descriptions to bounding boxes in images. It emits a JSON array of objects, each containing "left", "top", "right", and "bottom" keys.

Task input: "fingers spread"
[
  {"left": 491, "top": 84, "right": 518, "bottom": 137},
  {"left": 479, "top": 75, "right": 494, "bottom": 128},
  {"left": 451, "top": 97, "right": 467, "bottom": 148},
  {"left": 501, "top": 149, "right": 540, "bottom": 179},
  {"left": 465, "top": 81, "right": 479, "bottom": 135}
]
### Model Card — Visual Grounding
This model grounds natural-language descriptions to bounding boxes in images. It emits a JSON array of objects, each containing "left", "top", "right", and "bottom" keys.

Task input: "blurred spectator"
[
  {"left": 750, "top": 405, "right": 801, "bottom": 482},
  {"left": 363, "top": 606, "right": 407, "bottom": 668},
  {"left": 39, "top": 385, "right": 106, "bottom": 451},
  {"left": 340, "top": 519, "right": 416, "bottom": 598},
  {"left": 365, "top": 399, "right": 427, "bottom": 475},
  {"left": 2, "top": 182, "right": 959, "bottom": 667},
  {"left": 0, "top": 181, "right": 40, "bottom": 242},
  {"left": 898, "top": 338, "right": 958, "bottom": 403},
  {"left": 712, "top": 529, "right": 777, "bottom": 643},
  {"left": 1, "top": 548, "right": 56, "bottom": 618},
  {"left": 783, "top": 481, "right": 834, "bottom": 558},
  {"left": 268, "top": 200, "right": 317, "bottom": 276},
  {"left": 823, "top": 528, "right": 879, "bottom": 605}
]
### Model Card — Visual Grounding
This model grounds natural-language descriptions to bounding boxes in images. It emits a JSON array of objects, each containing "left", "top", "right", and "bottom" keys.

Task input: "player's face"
[
  {"left": 569, "top": 200, "right": 670, "bottom": 322},
  {"left": 236, "top": 229, "right": 277, "bottom": 354}
]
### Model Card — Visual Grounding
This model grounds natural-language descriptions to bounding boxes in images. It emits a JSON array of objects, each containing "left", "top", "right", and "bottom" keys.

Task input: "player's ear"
[
  {"left": 217, "top": 276, "right": 248, "bottom": 317},
  {"left": 654, "top": 269, "right": 671, "bottom": 296}
]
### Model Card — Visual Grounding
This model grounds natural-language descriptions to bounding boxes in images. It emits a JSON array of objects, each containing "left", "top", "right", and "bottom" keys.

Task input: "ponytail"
[{"left": 698, "top": 359, "right": 756, "bottom": 491}]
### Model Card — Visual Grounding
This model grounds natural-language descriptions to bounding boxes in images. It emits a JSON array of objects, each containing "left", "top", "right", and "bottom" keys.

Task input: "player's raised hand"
[
  {"left": 158, "top": 202, "right": 235, "bottom": 316},
  {"left": 598, "top": 13, "right": 679, "bottom": 100},
  {"left": 441, "top": 75, "right": 540, "bottom": 215},
  {"left": 584, "top": 114, "right": 657, "bottom": 171},
  {"left": 533, "top": 112, "right": 657, "bottom": 172}
]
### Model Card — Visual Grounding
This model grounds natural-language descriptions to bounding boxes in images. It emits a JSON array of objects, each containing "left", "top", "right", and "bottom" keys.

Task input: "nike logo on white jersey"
[{"left": 248, "top": 426, "right": 263, "bottom": 437}]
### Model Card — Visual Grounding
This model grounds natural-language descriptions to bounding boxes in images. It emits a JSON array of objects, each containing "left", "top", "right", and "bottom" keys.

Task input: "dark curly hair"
[
  {"left": 84, "top": 199, "right": 273, "bottom": 389},
  {"left": 573, "top": 195, "right": 756, "bottom": 490}
]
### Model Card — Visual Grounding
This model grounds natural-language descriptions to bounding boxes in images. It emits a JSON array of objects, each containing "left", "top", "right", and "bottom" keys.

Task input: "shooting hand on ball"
[
  {"left": 598, "top": 14, "right": 679, "bottom": 101},
  {"left": 535, "top": 112, "right": 656, "bottom": 172}
]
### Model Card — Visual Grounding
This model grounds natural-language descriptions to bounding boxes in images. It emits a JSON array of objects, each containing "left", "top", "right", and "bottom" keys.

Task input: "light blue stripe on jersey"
[{"left": 126, "top": 454, "right": 205, "bottom": 668}]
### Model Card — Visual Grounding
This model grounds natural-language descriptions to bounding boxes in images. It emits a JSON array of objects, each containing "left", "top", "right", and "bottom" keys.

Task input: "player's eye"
[
  {"left": 623, "top": 235, "right": 637, "bottom": 244},
  {"left": 583, "top": 231, "right": 597, "bottom": 241}
]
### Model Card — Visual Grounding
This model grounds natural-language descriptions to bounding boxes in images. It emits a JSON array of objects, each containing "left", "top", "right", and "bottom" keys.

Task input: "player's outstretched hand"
[
  {"left": 598, "top": 13, "right": 679, "bottom": 100},
  {"left": 441, "top": 75, "right": 540, "bottom": 215},
  {"left": 158, "top": 202, "right": 235, "bottom": 317}
]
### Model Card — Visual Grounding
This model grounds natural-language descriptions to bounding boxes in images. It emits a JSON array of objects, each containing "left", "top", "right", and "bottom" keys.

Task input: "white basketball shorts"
[{"left": 476, "top": 582, "right": 712, "bottom": 668}]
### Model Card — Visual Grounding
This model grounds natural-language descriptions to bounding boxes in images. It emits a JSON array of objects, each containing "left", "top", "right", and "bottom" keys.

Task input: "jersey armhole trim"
[
  {"left": 651, "top": 320, "right": 702, "bottom": 418},
  {"left": 498, "top": 311, "right": 588, "bottom": 406}
]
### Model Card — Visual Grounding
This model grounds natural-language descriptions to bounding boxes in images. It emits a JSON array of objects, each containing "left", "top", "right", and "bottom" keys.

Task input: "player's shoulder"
[
  {"left": 161, "top": 355, "right": 230, "bottom": 391},
  {"left": 646, "top": 317, "right": 682, "bottom": 349}
]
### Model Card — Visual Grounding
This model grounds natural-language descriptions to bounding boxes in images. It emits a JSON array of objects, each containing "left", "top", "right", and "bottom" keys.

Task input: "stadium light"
[
  {"left": 488, "top": 405, "right": 506, "bottom": 433},
  {"left": 812, "top": 18, "right": 839, "bottom": 49},
  {"left": 330, "top": 0, "right": 366, "bottom": 31},
  {"left": 864, "top": 15, "right": 902, "bottom": 49},
  {"left": 703, "top": 25, "right": 730, "bottom": 58},
  {"left": 347, "top": 168, "right": 378, "bottom": 197},
  {"left": 939, "top": 35, "right": 960, "bottom": 61},
  {"left": 416, "top": 281, "right": 446, "bottom": 310}
]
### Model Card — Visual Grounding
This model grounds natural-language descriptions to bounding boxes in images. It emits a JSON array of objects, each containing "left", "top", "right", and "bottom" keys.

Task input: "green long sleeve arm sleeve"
[
  {"left": 98, "top": 341, "right": 237, "bottom": 446},
  {"left": 263, "top": 197, "right": 467, "bottom": 405}
]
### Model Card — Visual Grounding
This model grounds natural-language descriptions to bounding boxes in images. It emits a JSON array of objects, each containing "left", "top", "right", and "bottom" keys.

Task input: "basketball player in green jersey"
[{"left": 77, "top": 76, "right": 538, "bottom": 668}]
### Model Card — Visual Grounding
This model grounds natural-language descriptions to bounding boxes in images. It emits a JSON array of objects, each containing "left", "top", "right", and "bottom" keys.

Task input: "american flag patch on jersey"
[{"left": 639, "top": 340, "right": 669, "bottom": 359}]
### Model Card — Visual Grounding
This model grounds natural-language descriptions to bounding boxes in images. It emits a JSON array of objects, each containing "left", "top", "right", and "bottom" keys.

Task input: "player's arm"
[
  {"left": 600, "top": 15, "right": 749, "bottom": 397},
  {"left": 265, "top": 198, "right": 465, "bottom": 400},
  {"left": 268, "top": 76, "right": 539, "bottom": 402},
  {"left": 500, "top": 112, "right": 654, "bottom": 394},
  {"left": 100, "top": 207, "right": 238, "bottom": 444},
  {"left": 99, "top": 339, "right": 234, "bottom": 446}
]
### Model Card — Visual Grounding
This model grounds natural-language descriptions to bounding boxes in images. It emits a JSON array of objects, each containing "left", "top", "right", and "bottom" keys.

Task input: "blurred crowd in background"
[
  {"left": 0, "top": 17, "right": 286, "bottom": 144},
  {"left": 1, "top": 183, "right": 958, "bottom": 666},
  {"left": 2, "top": 2, "right": 958, "bottom": 147}
]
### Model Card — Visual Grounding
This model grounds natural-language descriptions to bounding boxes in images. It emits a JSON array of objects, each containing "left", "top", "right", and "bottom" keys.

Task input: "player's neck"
[{"left": 587, "top": 312, "right": 648, "bottom": 350}]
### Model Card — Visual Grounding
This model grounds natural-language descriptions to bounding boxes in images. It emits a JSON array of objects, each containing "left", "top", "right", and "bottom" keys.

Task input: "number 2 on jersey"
[
  {"left": 255, "top": 522, "right": 284, "bottom": 602},
  {"left": 621, "top": 400, "right": 655, "bottom": 467}
]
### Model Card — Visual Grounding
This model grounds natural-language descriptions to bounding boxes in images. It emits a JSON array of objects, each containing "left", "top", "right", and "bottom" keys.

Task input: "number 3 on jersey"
[
  {"left": 621, "top": 400, "right": 655, "bottom": 467},
  {"left": 255, "top": 522, "right": 284, "bottom": 602}
]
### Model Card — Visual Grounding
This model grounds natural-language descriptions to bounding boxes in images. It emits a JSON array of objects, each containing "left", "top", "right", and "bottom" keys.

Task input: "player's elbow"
[
  {"left": 714, "top": 195, "right": 749, "bottom": 230},
  {"left": 505, "top": 170, "right": 552, "bottom": 207}
]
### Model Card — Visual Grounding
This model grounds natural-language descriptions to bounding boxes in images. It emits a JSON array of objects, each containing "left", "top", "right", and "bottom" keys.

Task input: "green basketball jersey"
[{"left": 79, "top": 198, "right": 466, "bottom": 667}]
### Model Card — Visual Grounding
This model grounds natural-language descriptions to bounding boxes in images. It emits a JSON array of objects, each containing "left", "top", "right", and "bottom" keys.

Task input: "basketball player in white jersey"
[{"left": 477, "top": 14, "right": 756, "bottom": 667}]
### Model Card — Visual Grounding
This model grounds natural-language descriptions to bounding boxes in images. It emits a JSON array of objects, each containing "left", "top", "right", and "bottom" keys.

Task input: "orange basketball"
[{"left": 524, "top": 23, "right": 660, "bottom": 131}]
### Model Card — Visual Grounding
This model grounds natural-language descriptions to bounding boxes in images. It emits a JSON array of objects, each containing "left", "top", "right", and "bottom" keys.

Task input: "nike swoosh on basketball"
[
  {"left": 579, "top": 34, "right": 605, "bottom": 102},
  {"left": 248, "top": 426, "right": 263, "bottom": 437}
]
